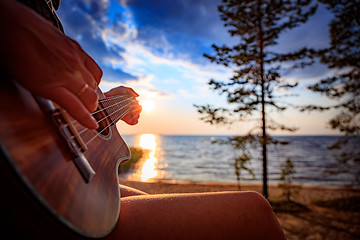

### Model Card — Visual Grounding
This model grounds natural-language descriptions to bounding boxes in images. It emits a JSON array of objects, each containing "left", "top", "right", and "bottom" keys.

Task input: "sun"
[{"left": 141, "top": 99, "right": 155, "bottom": 112}]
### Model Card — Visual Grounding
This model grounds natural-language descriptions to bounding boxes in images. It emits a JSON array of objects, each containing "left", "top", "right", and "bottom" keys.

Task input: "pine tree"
[
  {"left": 195, "top": 0, "right": 317, "bottom": 198},
  {"left": 307, "top": 0, "right": 359, "bottom": 135},
  {"left": 304, "top": 0, "right": 360, "bottom": 184}
]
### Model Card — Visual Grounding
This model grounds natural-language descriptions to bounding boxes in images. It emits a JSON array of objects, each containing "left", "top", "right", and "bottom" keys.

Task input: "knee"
[
  {"left": 231, "top": 191, "right": 285, "bottom": 239},
  {"left": 233, "top": 191, "right": 274, "bottom": 215},
  {"left": 245, "top": 191, "right": 271, "bottom": 207}
]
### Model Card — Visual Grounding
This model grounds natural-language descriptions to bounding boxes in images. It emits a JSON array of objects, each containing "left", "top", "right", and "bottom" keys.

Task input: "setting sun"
[{"left": 141, "top": 100, "right": 155, "bottom": 113}]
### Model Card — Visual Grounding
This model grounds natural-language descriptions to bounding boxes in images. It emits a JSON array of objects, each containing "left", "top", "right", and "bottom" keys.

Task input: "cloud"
[
  {"left": 56, "top": 0, "right": 331, "bottom": 104},
  {"left": 178, "top": 89, "right": 193, "bottom": 98},
  {"left": 56, "top": 0, "right": 232, "bottom": 86},
  {"left": 125, "top": 75, "right": 174, "bottom": 100},
  {"left": 123, "top": 0, "right": 223, "bottom": 39},
  {"left": 57, "top": 0, "right": 139, "bottom": 83},
  {"left": 119, "top": 0, "right": 235, "bottom": 62},
  {"left": 100, "top": 78, "right": 173, "bottom": 100},
  {"left": 57, "top": 0, "right": 228, "bottom": 101}
]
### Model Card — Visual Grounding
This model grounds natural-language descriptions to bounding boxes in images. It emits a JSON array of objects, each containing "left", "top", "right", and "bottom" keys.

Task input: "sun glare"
[
  {"left": 139, "top": 134, "right": 156, "bottom": 150},
  {"left": 139, "top": 134, "right": 158, "bottom": 181},
  {"left": 141, "top": 99, "right": 155, "bottom": 113},
  {"left": 140, "top": 152, "right": 158, "bottom": 182}
]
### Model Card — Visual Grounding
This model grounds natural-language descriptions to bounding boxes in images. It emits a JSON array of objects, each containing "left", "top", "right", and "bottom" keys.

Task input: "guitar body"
[{"left": 0, "top": 77, "right": 130, "bottom": 238}]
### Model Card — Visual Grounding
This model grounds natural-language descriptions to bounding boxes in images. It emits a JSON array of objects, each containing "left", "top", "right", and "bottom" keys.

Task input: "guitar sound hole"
[{"left": 93, "top": 105, "right": 110, "bottom": 136}]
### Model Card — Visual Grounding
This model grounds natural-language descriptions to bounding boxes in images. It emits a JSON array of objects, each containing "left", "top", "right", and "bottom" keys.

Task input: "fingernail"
[{"left": 90, "top": 115, "right": 99, "bottom": 129}]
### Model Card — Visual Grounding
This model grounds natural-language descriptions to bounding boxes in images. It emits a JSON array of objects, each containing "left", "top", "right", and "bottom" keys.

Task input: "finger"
[
  {"left": 77, "top": 83, "right": 99, "bottom": 113},
  {"left": 124, "top": 87, "right": 140, "bottom": 97},
  {"left": 121, "top": 105, "right": 142, "bottom": 125},
  {"left": 122, "top": 114, "right": 139, "bottom": 125},
  {"left": 65, "top": 72, "right": 99, "bottom": 112},
  {"left": 83, "top": 53, "right": 102, "bottom": 85},
  {"left": 66, "top": 37, "right": 101, "bottom": 87},
  {"left": 133, "top": 104, "right": 142, "bottom": 114},
  {"left": 73, "top": 67, "right": 97, "bottom": 90},
  {"left": 50, "top": 87, "right": 99, "bottom": 129},
  {"left": 104, "top": 87, "right": 127, "bottom": 97},
  {"left": 105, "top": 86, "right": 139, "bottom": 98}
]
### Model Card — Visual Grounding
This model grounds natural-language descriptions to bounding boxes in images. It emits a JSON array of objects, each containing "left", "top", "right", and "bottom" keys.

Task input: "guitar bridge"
[
  {"left": 51, "top": 109, "right": 95, "bottom": 183},
  {"left": 34, "top": 95, "right": 96, "bottom": 183}
]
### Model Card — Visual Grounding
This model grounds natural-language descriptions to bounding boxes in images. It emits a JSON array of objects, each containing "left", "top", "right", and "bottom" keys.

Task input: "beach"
[{"left": 119, "top": 178, "right": 360, "bottom": 240}]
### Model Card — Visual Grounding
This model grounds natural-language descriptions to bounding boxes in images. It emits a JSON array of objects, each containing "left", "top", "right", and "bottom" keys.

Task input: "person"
[{"left": 0, "top": 0, "right": 286, "bottom": 239}]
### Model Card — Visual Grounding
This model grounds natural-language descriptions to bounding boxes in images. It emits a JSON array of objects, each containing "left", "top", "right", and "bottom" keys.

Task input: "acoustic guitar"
[{"left": 0, "top": 76, "right": 136, "bottom": 238}]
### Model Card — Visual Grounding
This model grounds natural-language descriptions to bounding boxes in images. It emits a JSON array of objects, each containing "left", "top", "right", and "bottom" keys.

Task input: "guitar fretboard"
[{"left": 99, "top": 95, "right": 136, "bottom": 124}]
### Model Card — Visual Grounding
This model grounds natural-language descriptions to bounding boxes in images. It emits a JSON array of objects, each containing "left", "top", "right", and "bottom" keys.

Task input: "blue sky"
[{"left": 57, "top": 0, "right": 339, "bottom": 135}]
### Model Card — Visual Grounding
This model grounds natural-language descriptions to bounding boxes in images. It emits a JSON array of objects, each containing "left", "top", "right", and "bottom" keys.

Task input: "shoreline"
[
  {"left": 120, "top": 173, "right": 358, "bottom": 189},
  {"left": 129, "top": 177, "right": 356, "bottom": 189},
  {"left": 119, "top": 178, "right": 359, "bottom": 205}
]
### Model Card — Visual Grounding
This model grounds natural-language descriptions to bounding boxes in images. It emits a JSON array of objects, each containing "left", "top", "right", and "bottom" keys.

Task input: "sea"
[{"left": 121, "top": 134, "right": 360, "bottom": 187}]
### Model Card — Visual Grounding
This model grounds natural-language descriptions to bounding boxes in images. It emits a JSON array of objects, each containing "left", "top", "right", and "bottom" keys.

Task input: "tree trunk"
[
  {"left": 257, "top": 0, "right": 268, "bottom": 199},
  {"left": 260, "top": 63, "right": 268, "bottom": 198}
]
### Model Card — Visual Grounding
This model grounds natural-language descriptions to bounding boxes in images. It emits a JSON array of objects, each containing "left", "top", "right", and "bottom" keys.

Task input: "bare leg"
[
  {"left": 119, "top": 184, "right": 148, "bottom": 197},
  {"left": 106, "top": 191, "right": 285, "bottom": 240}
]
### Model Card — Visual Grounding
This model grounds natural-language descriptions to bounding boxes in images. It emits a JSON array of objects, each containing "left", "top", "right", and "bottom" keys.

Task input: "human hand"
[
  {"left": 104, "top": 86, "right": 142, "bottom": 125},
  {"left": 0, "top": 1, "right": 101, "bottom": 129}
]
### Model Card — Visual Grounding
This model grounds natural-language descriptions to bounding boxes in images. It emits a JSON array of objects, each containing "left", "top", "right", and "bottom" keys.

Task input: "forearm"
[
  {"left": 0, "top": 1, "right": 140, "bottom": 128},
  {"left": 0, "top": 0, "right": 101, "bottom": 129},
  {"left": 0, "top": 0, "right": 30, "bottom": 74}
]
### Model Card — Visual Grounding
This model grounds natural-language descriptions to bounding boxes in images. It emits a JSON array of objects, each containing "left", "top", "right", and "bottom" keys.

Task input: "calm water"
[{"left": 121, "top": 134, "right": 359, "bottom": 187}]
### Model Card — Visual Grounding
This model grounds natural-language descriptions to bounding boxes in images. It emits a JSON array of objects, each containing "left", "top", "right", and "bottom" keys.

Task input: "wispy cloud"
[{"left": 56, "top": 0, "right": 337, "bottom": 135}]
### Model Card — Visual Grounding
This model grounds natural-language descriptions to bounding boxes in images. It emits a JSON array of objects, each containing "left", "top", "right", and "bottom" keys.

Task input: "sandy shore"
[
  {"left": 119, "top": 179, "right": 357, "bottom": 204},
  {"left": 119, "top": 178, "right": 360, "bottom": 240}
]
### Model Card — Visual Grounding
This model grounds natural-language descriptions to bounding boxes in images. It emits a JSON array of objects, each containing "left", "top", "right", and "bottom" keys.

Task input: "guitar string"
[
  {"left": 64, "top": 102, "right": 134, "bottom": 152},
  {"left": 98, "top": 94, "right": 133, "bottom": 103},
  {"left": 61, "top": 95, "right": 136, "bottom": 127},
  {"left": 97, "top": 94, "right": 134, "bottom": 108},
  {"left": 94, "top": 96, "right": 133, "bottom": 115},
  {"left": 96, "top": 96, "right": 136, "bottom": 118},
  {"left": 83, "top": 106, "right": 133, "bottom": 147},
  {"left": 98, "top": 93, "right": 133, "bottom": 102},
  {"left": 56, "top": 94, "right": 137, "bottom": 151},
  {"left": 71, "top": 95, "right": 134, "bottom": 122},
  {"left": 77, "top": 99, "right": 135, "bottom": 136}
]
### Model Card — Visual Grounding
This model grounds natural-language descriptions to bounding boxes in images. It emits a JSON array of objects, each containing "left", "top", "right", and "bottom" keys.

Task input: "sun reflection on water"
[{"left": 138, "top": 134, "right": 159, "bottom": 182}]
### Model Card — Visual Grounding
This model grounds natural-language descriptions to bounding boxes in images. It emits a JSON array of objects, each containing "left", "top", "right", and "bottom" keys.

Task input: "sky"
[{"left": 57, "top": 0, "right": 340, "bottom": 136}]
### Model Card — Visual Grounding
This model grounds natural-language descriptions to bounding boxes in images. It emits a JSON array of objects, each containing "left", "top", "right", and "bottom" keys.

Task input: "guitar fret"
[{"left": 101, "top": 96, "right": 135, "bottom": 125}]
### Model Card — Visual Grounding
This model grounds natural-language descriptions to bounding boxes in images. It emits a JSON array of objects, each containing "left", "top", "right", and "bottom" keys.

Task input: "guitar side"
[{"left": 0, "top": 77, "right": 130, "bottom": 238}]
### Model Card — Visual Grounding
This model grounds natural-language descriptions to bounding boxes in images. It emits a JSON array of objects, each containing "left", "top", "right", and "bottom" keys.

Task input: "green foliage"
[
  {"left": 278, "top": 158, "right": 302, "bottom": 201},
  {"left": 119, "top": 147, "right": 145, "bottom": 173},
  {"left": 312, "top": 196, "right": 360, "bottom": 212}
]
